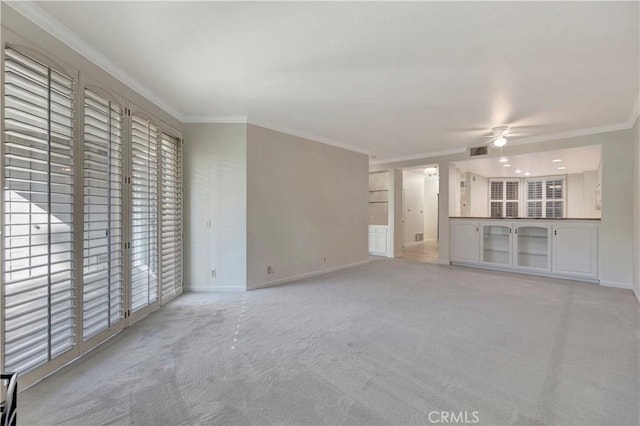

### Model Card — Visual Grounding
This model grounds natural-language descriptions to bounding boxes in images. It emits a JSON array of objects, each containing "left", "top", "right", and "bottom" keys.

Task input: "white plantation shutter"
[
  {"left": 525, "top": 177, "right": 564, "bottom": 218},
  {"left": 490, "top": 181, "right": 504, "bottom": 218},
  {"left": 490, "top": 180, "right": 519, "bottom": 218},
  {"left": 160, "top": 133, "right": 182, "bottom": 301},
  {"left": 3, "top": 47, "right": 75, "bottom": 374},
  {"left": 82, "top": 89, "right": 124, "bottom": 340},
  {"left": 526, "top": 180, "right": 543, "bottom": 218},
  {"left": 130, "top": 115, "right": 159, "bottom": 312}
]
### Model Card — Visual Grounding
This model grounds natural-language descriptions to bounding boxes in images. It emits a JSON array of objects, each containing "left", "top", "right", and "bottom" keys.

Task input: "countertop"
[{"left": 449, "top": 217, "right": 601, "bottom": 221}]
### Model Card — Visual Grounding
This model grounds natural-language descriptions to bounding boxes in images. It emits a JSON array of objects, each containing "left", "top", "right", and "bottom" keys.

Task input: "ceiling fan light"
[
  {"left": 493, "top": 136, "right": 507, "bottom": 147},
  {"left": 423, "top": 167, "right": 438, "bottom": 176}
]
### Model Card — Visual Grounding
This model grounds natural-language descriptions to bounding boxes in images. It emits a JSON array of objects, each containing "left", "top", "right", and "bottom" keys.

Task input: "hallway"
[{"left": 401, "top": 240, "right": 439, "bottom": 263}]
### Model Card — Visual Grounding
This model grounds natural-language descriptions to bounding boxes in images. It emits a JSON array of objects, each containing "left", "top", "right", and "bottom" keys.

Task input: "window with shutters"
[
  {"left": 130, "top": 115, "right": 159, "bottom": 312},
  {"left": 2, "top": 45, "right": 183, "bottom": 387},
  {"left": 160, "top": 133, "right": 182, "bottom": 301},
  {"left": 489, "top": 179, "right": 520, "bottom": 218},
  {"left": 3, "top": 47, "right": 76, "bottom": 374},
  {"left": 525, "top": 176, "right": 565, "bottom": 218},
  {"left": 82, "top": 89, "right": 124, "bottom": 340}
]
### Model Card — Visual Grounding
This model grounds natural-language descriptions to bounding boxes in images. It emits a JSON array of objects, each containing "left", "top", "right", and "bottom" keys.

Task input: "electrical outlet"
[
  {"left": 267, "top": 266, "right": 273, "bottom": 274},
  {"left": 323, "top": 257, "right": 326, "bottom": 262},
  {"left": 211, "top": 269, "right": 216, "bottom": 278}
]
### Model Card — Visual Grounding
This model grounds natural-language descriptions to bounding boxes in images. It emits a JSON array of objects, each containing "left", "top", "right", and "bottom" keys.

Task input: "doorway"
[{"left": 401, "top": 166, "right": 439, "bottom": 263}]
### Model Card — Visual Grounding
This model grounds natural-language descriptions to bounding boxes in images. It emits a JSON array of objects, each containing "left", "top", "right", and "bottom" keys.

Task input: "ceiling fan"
[{"left": 484, "top": 125, "right": 510, "bottom": 147}]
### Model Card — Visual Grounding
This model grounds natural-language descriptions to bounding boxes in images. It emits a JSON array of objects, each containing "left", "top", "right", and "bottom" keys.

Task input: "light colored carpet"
[{"left": 20, "top": 259, "right": 639, "bottom": 425}]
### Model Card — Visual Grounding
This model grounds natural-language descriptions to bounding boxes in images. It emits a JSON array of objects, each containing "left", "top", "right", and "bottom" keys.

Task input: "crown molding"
[
  {"left": 182, "top": 115, "right": 248, "bottom": 124},
  {"left": 370, "top": 147, "right": 467, "bottom": 165},
  {"left": 247, "top": 119, "right": 371, "bottom": 156},
  {"left": 6, "top": 1, "right": 185, "bottom": 121},
  {"left": 508, "top": 120, "right": 634, "bottom": 147}
]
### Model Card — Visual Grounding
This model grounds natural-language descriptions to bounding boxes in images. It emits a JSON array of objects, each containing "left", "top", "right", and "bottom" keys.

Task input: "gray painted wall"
[
  {"left": 633, "top": 118, "right": 639, "bottom": 299},
  {"left": 599, "top": 128, "right": 634, "bottom": 288},
  {"left": 183, "top": 123, "right": 247, "bottom": 291},
  {"left": 246, "top": 125, "right": 369, "bottom": 290}
]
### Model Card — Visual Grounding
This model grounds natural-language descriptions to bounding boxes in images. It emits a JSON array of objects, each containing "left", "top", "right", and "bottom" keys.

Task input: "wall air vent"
[{"left": 469, "top": 146, "right": 488, "bottom": 157}]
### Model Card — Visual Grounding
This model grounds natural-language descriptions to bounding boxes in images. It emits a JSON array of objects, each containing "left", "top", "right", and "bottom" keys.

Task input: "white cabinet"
[
  {"left": 552, "top": 223, "right": 598, "bottom": 279},
  {"left": 481, "top": 223, "right": 512, "bottom": 267},
  {"left": 449, "top": 219, "right": 599, "bottom": 283},
  {"left": 368, "top": 225, "right": 388, "bottom": 256},
  {"left": 450, "top": 221, "right": 479, "bottom": 263},
  {"left": 513, "top": 224, "right": 552, "bottom": 272}
]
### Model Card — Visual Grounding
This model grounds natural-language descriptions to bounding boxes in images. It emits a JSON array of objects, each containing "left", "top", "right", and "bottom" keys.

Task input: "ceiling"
[
  {"left": 18, "top": 1, "right": 640, "bottom": 162},
  {"left": 453, "top": 145, "right": 601, "bottom": 178}
]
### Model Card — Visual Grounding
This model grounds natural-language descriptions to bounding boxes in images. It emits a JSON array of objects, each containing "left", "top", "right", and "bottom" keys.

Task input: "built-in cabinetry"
[
  {"left": 368, "top": 225, "right": 388, "bottom": 256},
  {"left": 552, "top": 223, "right": 598, "bottom": 279},
  {"left": 451, "top": 218, "right": 599, "bottom": 282},
  {"left": 451, "top": 221, "right": 479, "bottom": 263}
]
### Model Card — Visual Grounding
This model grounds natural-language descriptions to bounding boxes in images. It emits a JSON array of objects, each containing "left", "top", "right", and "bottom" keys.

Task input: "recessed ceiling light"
[
  {"left": 515, "top": 169, "right": 522, "bottom": 174},
  {"left": 552, "top": 159, "right": 562, "bottom": 163},
  {"left": 499, "top": 157, "right": 508, "bottom": 163},
  {"left": 504, "top": 164, "right": 511, "bottom": 168},
  {"left": 557, "top": 166, "right": 566, "bottom": 170},
  {"left": 524, "top": 172, "right": 530, "bottom": 176}
]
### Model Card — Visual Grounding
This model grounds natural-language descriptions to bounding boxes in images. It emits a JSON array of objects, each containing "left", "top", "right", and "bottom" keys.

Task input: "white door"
[
  {"left": 552, "top": 223, "right": 598, "bottom": 279},
  {"left": 450, "top": 221, "right": 479, "bottom": 263}
]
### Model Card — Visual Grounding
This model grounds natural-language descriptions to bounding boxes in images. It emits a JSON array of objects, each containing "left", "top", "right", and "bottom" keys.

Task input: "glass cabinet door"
[
  {"left": 514, "top": 225, "right": 551, "bottom": 271},
  {"left": 481, "top": 224, "right": 511, "bottom": 266}
]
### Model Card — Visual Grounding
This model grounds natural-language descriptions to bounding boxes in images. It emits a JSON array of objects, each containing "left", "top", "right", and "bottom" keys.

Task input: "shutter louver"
[
  {"left": 527, "top": 201, "right": 542, "bottom": 218},
  {"left": 130, "top": 115, "right": 159, "bottom": 312},
  {"left": 490, "top": 202, "right": 503, "bottom": 218},
  {"left": 527, "top": 181, "right": 543, "bottom": 200},
  {"left": 506, "top": 181, "right": 519, "bottom": 200},
  {"left": 3, "top": 47, "right": 75, "bottom": 374},
  {"left": 546, "top": 179, "right": 563, "bottom": 199},
  {"left": 160, "top": 134, "right": 182, "bottom": 301},
  {"left": 82, "top": 89, "right": 124, "bottom": 340},
  {"left": 505, "top": 201, "right": 518, "bottom": 218},
  {"left": 490, "top": 181, "right": 503, "bottom": 201}
]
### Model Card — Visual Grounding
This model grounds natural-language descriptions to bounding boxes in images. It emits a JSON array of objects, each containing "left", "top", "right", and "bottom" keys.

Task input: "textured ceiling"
[{"left": 24, "top": 1, "right": 640, "bottom": 161}]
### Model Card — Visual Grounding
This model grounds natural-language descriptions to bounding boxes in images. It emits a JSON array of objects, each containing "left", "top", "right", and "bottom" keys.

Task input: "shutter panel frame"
[{"left": 3, "top": 46, "right": 77, "bottom": 377}]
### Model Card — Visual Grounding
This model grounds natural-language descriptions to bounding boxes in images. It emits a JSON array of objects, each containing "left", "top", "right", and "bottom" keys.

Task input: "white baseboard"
[
  {"left": 633, "top": 287, "right": 640, "bottom": 304},
  {"left": 185, "top": 285, "right": 246, "bottom": 292},
  {"left": 249, "top": 260, "right": 370, "bottom": 291},
  {"left": 599, "top": 280, "right": 633, "bottom": 290}
]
